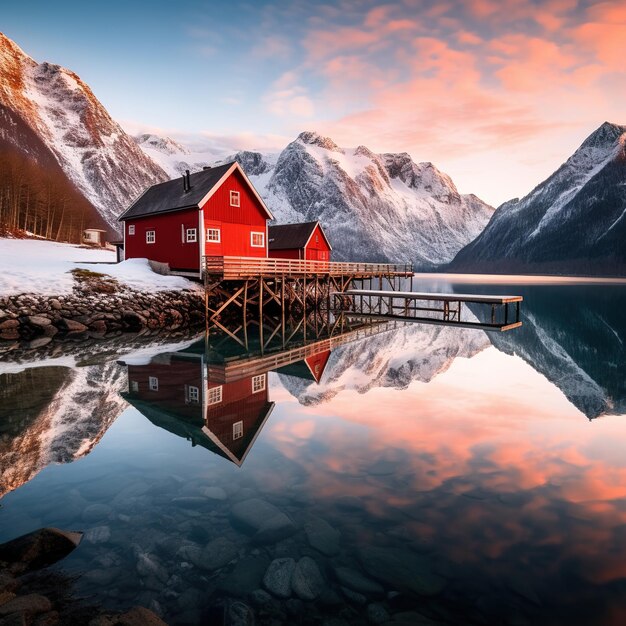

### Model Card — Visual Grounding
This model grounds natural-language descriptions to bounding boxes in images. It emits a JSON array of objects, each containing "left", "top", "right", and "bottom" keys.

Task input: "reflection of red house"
[
  {"left": 268, "top": 221, "right": 332, "bottom": 261},
  {"left": 276, "top": 350, "right": 331, "bottom": 383},
  {"left": 204, "top": 373, "right": 273, "bottom": 465},
  {"left": 125, "top": 355, "right": 204, "bottom": 421},
  {"left": 118, "top": 162, "right": 273, "bottom": 276},
  {"left": 121, "top": 355, "right": 273, "bottom": 466}
]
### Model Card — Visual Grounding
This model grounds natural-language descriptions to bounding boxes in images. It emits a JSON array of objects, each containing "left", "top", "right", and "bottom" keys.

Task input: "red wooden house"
[
  {"left": 118, "top": 162, "right": 273, "bottom": 277},
  {"left": 268, "top": 221, "right": 332, "bottom": 261}
]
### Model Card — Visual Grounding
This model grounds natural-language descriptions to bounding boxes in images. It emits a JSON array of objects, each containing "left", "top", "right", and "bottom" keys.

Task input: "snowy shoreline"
[{"left": 0, "top": 238, "right": 201, "bottom": 297}]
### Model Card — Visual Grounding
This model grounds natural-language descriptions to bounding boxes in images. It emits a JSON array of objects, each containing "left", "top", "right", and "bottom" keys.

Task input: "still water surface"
[{"left": 1, "top": 277, "right": 625, "bottom": 625}]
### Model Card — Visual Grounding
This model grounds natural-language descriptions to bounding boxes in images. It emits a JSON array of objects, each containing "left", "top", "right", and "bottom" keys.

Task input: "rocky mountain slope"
[
  {"left": 0, "top": 33, "right": 167, "bottom": 233},
  {"left": 137, "top": 131, "right": 495, "bottom": 268},
  {"left": 450, "top": 122, "right": 626, "bottom": 276}
]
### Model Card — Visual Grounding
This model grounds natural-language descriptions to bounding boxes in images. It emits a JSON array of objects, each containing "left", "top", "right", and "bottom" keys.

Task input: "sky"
[{"left": 2, "top": 0, "right": 625, "bottom": 206}]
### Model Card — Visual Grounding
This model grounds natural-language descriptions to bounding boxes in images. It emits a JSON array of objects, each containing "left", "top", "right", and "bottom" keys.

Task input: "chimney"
[
  {"left": 185, "top": 169, "right": 191, "bottom": 191},
  {"left": 182, "top": 173, "right": 188, "bottom": 192}
]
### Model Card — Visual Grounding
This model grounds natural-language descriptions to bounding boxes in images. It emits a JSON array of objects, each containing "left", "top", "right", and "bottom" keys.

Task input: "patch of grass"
[
  {"left": 70, "top": 268, "right": 107, "bottom": 279},
  {"left": 70, "top": 267, "right": 119, "bottom": 294}
]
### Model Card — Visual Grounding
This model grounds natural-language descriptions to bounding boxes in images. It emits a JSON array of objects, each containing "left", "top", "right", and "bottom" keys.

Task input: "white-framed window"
[
  {"left": 185, "top": 385, "right": 199, "bottom": 404},
  {"left": 128, "top": 224, "right": 135, "bottom": 235},
  {"left": 230, "top": 190, "right": 240, "bottom": 207},
  {"left": 252, "top": 374, "right": 266, "bottom": 393},
  {"left": 186, "top": 228, "right": 197, "bottom": 243},
  {"left": 146, "top": 230, "right": 155, "bottom": 244},
  {"left": 149, "top": 376, "right": 158, "bottom": 391},
  {"left": 233, "top": 420, "right": 243, "bottom": 440},
  {"left": 130, "top": 380, "right": 139, "bottom": 392},
  {"left": 251, "top": 231, "right": 265, "bottom": 248},
  {"left": 208, "top": 385, "right": 223, "bottom": 405},
  {"left": 315, "top": 234, "right": 319, "bottom": 243},
  {"left": 206, "top": 228, "right": 221, "bottom": 243}
]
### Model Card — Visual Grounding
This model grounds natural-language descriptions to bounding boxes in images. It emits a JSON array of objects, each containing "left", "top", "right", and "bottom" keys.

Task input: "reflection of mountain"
[
  {"left": 484, "top": 286, "right": 626, "bottom": 419},
  {"left": 279, "top": 323, "right": 490, "bottom": 405},
  {"left": 0, "top": 362, "right": 126, "bottom": 497}
]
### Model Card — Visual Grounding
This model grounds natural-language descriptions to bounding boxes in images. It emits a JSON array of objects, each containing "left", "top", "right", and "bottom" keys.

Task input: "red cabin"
[
  {"left": 118, "top": 162, "right": 273, "bottom": 277},
  {"left": 268, "top": 221, "right": 332, "bottom": 261}
]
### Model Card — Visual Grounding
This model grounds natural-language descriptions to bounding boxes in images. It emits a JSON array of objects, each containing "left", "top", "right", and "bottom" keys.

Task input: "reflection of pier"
[
  {"left": 207, "top": 316, "right": 399, "bottom": 384},
  {"left": 337, "top": 289, "right": 523, "bottom": 331},
  {"left": 120, "top": 316, "right": 398, "bottom": 465}
]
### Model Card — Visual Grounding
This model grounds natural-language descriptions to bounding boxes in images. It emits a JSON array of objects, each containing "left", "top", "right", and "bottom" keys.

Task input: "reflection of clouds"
[{"left": 266, "top": 347, "right": 626, "bottom": 591}]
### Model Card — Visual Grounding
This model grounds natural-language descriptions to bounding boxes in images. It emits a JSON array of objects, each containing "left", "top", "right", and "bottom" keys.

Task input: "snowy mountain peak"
[
  {"left": 0, "top": 32, "right": 167, "bottom": 233},
  {"left": 382, "top": 153, "right": 460, "bottom": 203},
  {"left": 297, "top": 130, "right": 344, "bottom": 153},
  {"left": 135, "top": 133, "right": 189, "bottom": 156},
  {"left": 0, "top": 31, "right": 30, "bottom": 63},
  {"left": 580, "top": 121, "right": 626, "bottom": 150},
  {"left": 451, "top": 121, "right": 626, "bottom": 275}
]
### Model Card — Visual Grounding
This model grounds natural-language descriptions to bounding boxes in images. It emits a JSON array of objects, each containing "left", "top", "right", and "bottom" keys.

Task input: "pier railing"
[{"left": 204, "top": 256, "right": 413, "bottom": 280}]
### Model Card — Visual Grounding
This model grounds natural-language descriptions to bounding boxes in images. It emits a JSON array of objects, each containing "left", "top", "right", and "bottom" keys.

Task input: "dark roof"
[
  {"left": 118, "top": 162, "right": 272, "bottom": 221},
  {"left": 268, "top": 221, "right": 331, "bottom": 250},
  {"left": 119, "top": 162, "right": 234, "bottom": 221}
]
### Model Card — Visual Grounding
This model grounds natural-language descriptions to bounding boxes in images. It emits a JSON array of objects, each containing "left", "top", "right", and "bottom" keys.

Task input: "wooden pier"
[
  {"left": 203, "top": 255, "right": 413, "bottom": 347},
  {"left": 336, "top": 289, "right": 523, "bottom": 331}
]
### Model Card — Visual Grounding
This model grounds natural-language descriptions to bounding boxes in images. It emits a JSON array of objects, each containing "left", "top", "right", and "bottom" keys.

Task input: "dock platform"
[
  {"left": 205, "top": 256, "right": 414, "bottom": 280},
  {"left": 337, "top": 289, "right": 523, "bottom": 331}
]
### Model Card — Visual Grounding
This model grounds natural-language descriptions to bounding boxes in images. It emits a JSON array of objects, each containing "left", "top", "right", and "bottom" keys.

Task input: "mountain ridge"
[
  {"left": 449, "top": 121, "right": 626, "bottom": 276},
  {"left": 0, "top": 32, "right": 167, "bottom": 233},
  {"left": 138, "top": 129, "right": 495, "bottom": 268}
]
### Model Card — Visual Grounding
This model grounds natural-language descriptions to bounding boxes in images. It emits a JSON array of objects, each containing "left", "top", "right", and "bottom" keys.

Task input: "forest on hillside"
[{"left": 0, "top": 146, "right": 104, "bottom": 242}]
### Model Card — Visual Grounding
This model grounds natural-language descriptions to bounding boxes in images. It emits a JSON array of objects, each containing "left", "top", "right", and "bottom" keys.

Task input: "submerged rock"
[
  {"left": 263, "top": 558, "right": 296, "bottom": 598},
  {"left": 136, "top": 553, "right": 168, "bottom": 584},
  {"left": 291, "top": 556, "right": 325, "bottom": 601},
  {"left": 201, "top": 537, "right": 238, "bottom": 571},
  {"left": 304, "top": 517, "right": 341, "bottom": 556},
  {"left": 82, "top": 504, "right": 112, "bottom": 523},
  {"left": 333, "top": 566, "right": 384, "bottom": 596},
  {"left": 231, "top": 498, "right": 296, "bottom": 544},
  {"left": 0, "top": 528, "right": 83, "bottom": 574},
  {"left": 218, "top": 555, "right": 269, "bottom": 595},
  {"left": 359, "top": 547, "right": 446, "bottom": 597},
  {"left": 117, "top": 606, "right": 168, "bottom": 626},
  {"left": 0, "top": 593, "right": 52, "bottom": 616},
  {"left": 367, "top": 603, "right": 391, "bottom": 624}
]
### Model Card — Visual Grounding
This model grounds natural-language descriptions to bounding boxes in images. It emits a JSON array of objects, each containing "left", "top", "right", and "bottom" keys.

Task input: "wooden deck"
[
  {"left": 204, "top": 256, "right": 414, "bottom": 280},
  {"left": 337, "top": 289, "right": 523, "bottom": 331}
]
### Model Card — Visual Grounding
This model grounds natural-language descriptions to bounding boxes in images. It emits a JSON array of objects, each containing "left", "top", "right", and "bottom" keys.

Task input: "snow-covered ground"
[{"left": 0, "top": 238, "right": 200, "bottom": 296}]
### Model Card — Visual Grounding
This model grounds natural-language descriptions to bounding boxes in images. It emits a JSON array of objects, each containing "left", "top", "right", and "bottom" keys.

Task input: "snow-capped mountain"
[
  {"left": 450, "top": 122, "right": 626, "bottom": 276},
  {"left": 0, "top": 33, "right": 167, "bottom": 232},
  {"left": 137, "top": 130, "right": 494, "bottom": 268},
  {"left": 133, "top": 133, "right": 229, "bottom": 176}
]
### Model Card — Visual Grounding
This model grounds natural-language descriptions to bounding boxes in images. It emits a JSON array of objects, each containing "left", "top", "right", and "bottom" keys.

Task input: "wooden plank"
[{"left": 344, "top": 289, "right": 523, "bottom": 304}]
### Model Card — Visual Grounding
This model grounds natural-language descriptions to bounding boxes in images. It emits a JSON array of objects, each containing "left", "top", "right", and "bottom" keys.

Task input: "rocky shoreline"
[{"left": 0, "top": 287, "right": 205, "bottom": 352}]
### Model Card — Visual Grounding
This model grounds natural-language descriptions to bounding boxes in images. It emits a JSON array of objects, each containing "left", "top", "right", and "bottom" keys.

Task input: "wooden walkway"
[
  {"left": 337, "top": 289, "right": 523, "bottom": 331},
  {"left": 205, "top": 256, "right": 414, "bottom": 280}
]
